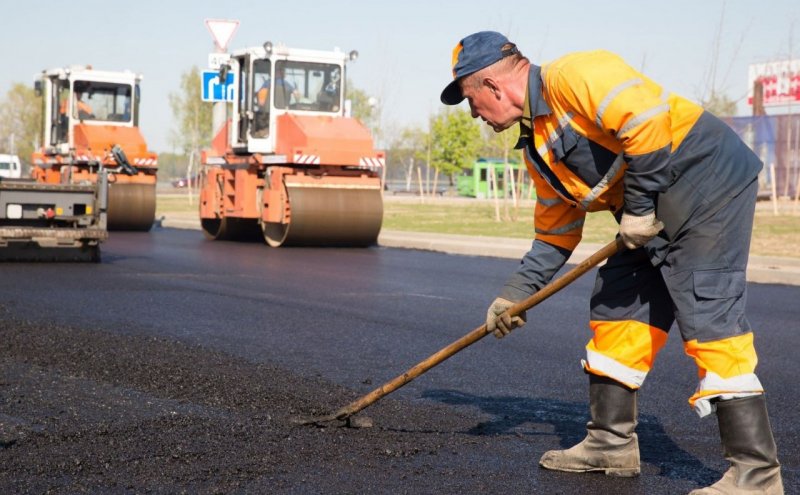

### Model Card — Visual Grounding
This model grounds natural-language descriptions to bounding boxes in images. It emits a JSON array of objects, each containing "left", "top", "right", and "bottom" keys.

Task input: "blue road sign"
[{"left": 202, "top": 70, "right": 236, "bottom": 102}]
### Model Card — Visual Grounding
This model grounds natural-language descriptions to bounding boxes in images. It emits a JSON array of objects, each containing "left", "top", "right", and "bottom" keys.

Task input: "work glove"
[
  {"left": 619, "top": 212, "right": 664, "bottom": 249},
  {"left": 486, "top": 297, "right": 527, "bottom": 339}
]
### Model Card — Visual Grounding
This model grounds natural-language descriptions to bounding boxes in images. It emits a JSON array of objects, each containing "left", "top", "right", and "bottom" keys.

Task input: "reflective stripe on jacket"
[{"left": 523, "top": 50, "right": 704, "bottom": 251}]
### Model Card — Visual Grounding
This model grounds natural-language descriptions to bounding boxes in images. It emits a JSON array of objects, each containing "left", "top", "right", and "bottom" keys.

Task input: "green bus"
[{"left": 457, "top": 158, "right": 533, "bottom": 199}]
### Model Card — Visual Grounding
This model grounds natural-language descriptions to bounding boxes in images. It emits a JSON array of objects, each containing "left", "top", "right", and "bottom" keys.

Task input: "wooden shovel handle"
[{"left": 330, "top": 237, "right": 625, "bottom": 420}]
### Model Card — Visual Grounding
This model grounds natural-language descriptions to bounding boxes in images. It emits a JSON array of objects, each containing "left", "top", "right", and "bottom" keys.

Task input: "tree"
[
  {"left": 0, "top": 83, "right": 42, "bottom": 167},
  {"left": 430, "top": 107, "right": 482, "bottom": 180},
  {"left": 346, "top": 80, "right": 380, "bottom": 141},
  {"left": 168, "top": 66, "right": 212, "bottom": 189},
  {"left": 386, "top": 125, "right": 428, "bottom": 190},
  {"left": 701, "top": 91, "right": 738, "bottom": 117},
  {"left": 480, "top": 125, "right": 519, "bottom": 163},
  {"left": 155, "top": 152, "right": 187, "bottom": 179}
]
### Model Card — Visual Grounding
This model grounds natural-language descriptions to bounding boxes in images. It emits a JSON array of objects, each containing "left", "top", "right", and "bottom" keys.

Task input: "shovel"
[{"left": 294, "top": 237, "right": 624, "bottom": 426}]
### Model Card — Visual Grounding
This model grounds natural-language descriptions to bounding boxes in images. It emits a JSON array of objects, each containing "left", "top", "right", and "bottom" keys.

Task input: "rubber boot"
[
  {"left": 539, "top": 374, "right": 640, "bottom": 477},
  {"left": 689, "top": 395, "right": 783, "bottom": 494}
]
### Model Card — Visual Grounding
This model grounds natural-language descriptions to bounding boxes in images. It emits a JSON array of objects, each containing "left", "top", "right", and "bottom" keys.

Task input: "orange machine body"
[{"left": 32, "top": 124, "right": 157, "bottom": 186}]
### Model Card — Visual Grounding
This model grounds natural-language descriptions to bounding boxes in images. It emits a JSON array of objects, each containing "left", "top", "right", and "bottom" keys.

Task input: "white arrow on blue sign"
[{"left": 202, "top": 70, "right": 236, "bottom": 102}]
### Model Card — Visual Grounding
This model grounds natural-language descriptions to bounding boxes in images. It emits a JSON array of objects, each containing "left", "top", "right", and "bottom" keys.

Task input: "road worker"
[
  {"left": 273, "top": 66, "right": 299, "bottom": 108},
  {"left": 441, "top": 31, "right": 783, "bottom": 494},
  {"left": 253, "top": 74, "right": 271, "bottom": 137},
  {"left": 60, "top": 84, "right": 94, "bottom": 120},
  {"left": 256, "top": 78, "right": 270, "bottom": 108}
]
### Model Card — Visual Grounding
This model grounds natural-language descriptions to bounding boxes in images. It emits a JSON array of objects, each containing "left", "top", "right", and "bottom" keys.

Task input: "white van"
[{"left": 0, "top": 154, "right": 22, "bottom": 179}]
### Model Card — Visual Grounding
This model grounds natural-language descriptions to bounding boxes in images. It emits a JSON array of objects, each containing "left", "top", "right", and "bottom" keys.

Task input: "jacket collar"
[
  {"left": 515, "top": 64, "right": 551, "bottom": 149},
  {"left": 528, "top": 64, "right": 551, "bottom": 118}
]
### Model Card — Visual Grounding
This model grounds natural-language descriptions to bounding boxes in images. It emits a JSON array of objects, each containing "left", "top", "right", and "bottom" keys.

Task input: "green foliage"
[
  {"left": 386, "top": 126, "right": 428, "bottom": 180},
  {"left": 168, "top": 66, "right": 213, "bottom": 155},
  {"left": 479, "top": 125, "right": 521, "bottom": 163},
  {"left": 156, "top": 152, "right": 188, "bottom": 179},
  {"left": 345, "top": 79, "right": 380, "bottom": 138},
  {"left": 701, "top": 91, "right": 738, "bottom": 117},
  {"left": 430, "top": 107, "right": 481, "bottom": 177},
  {"left": 0, "top": 83, "right": 42, "bottom": 166}
]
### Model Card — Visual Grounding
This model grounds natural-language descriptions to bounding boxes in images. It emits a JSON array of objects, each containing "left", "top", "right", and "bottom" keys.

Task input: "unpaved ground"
[{"left": 0, "top": 309, "right": 530, "bottom": 494}]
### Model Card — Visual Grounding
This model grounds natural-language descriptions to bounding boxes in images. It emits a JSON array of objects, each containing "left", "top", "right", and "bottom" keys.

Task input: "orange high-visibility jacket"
[
  {"left": 59, "top": 98, "right": 94, "bottom": 118},
  {"left": 524, "top": 50, "right": 706, "bottom": 251},
  {"left": 501, "top": 50, "right": 761, "bottom": 300}
]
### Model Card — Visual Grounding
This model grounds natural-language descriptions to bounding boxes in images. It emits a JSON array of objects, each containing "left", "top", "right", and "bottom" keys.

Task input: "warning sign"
[{"left": 205, "top": 19, "right": 239, "bottom": 52}]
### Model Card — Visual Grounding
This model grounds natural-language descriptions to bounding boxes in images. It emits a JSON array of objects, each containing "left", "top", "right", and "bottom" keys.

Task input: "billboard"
[{"left": 747, "top": 59, "right": 800, "bottom": 106}]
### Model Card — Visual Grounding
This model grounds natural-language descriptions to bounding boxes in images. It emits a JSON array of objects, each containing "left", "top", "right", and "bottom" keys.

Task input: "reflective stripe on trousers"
[
  {"left": 582, "top": 319, "right": 667, "bottom": 389},
  {"left": 583, "top": 320, "right": 762, "bottom": 417},
  {"left": 684, "top": 333, "right": 763, "bottom": 416}
]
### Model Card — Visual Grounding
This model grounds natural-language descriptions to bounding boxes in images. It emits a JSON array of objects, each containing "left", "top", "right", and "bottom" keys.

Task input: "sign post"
[{"left": 204, "top": 19, "right": 239, "bottom": 154}]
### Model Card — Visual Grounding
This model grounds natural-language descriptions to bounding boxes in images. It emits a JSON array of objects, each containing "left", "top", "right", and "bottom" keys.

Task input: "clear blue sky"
[{"left": 2, "top": 0, "right": 797, "bottom": 153}]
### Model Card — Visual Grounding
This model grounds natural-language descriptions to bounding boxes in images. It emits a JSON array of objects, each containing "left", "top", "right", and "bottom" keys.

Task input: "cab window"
[{"left": 274, "top": 60, "right": 341, "bottom": 112}]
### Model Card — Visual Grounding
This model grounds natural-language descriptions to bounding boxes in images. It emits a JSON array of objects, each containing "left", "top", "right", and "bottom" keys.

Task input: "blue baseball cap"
[{"left": 440, "top": 31, "right": 519, "bottom": 105}]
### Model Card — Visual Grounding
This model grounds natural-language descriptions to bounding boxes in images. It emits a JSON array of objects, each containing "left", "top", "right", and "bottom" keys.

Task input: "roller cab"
[
  {"left": 31, "top": 66, "right": 157, "bottom": 231},
  {"left": 200, "top": 42, "right": 384, "bottom": 247}
]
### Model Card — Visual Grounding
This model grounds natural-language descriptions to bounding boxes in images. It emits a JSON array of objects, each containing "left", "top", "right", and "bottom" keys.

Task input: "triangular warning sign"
[{"left": 205, "top": 19, "right": 239, "bottom": 52}]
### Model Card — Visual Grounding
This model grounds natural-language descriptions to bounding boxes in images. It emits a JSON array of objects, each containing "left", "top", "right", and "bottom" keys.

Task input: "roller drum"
[
  {"left": 263, "top": 184, "right": 383, "bottom": 247},
  {"left": 107, "top": 183, "right": 156, "bottom": 231}
]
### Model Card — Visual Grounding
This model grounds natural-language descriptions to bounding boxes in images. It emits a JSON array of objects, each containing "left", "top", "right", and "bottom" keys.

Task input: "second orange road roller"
[
  {"left": 199, "top": 41, "right": 384, "bottom": 247},
  {"left": 31, "top": 65, "right": 158, "bottom": 231}
]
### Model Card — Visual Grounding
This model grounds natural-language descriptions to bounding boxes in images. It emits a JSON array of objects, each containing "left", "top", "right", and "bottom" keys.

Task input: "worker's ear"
[{"left": 483, "top": 77, "right": 501, "bottom": 99}]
